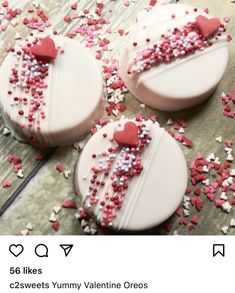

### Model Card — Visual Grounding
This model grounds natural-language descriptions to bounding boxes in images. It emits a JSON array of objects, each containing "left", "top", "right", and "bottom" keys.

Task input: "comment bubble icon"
[{"left": 35, "top": 244, "right": 48, "bottom": 258}]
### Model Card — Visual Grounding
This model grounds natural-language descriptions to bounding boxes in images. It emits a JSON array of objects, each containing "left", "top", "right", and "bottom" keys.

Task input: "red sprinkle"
[
  {"left": 62, "top": 200, "right": 77, "bottom": 209},
  {"left": 52, "top": 220, "right": 59, "bottom": 231},
  {"left": 56, "top": 164, "right": 64, "bottom": 173}
]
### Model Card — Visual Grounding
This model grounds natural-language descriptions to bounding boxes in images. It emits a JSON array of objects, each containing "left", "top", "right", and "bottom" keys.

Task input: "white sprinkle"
[
  {"left": 63, "top": 169, "right": 71, "bottom": 179},
  {"left": 14, "top": 32, "right": 21, "bottom": 40},
  {"left": 231, "top": 169, "right": 235, "bottom": 176},
  {"left": 90, "top": 227, "right": 97, "bottom": 235},
  {"left": 26, "top": 223, "right": 33, "bottom": 230},
  {"left": 183, "top": 202, "right": 190, "bottom": 210},
  {"left": 140, "top": 103, "right": 146, "bottom": 109},
  {"left": 214, "top": 157, "right": 220, "bottom": 165},
  {"left": 207, "top": 153, "right": 215, "bottom": 162},
  {"left": 222, "top": 201, "right": 232, "bottom": 213},
  {"left": 203, "top": 165, "right": 209, "bottom": 173},
  {"left": 183, "top": 196, "right": 190, "bottom": 202},
  {"left": 16, "top": 169, "right": 24, "bottom": 179},
  {"left": 221, "top": 226, "right": 229, "bottom": 235},
  {"left": 220, "top": 192, "right": 228, "bottom": 200},
  {"left": 20, "top": 229, "right": 28, "bottom": 236},
  {"left": 75, "top": 213, "right": 81, "bottom": 220},
  {"left": 166, "top": 118, "right": 174, "bottom": 125},
  {"left": 49, "top": 213, "right": 57, "bottom": 222},
  {"left": 53, "top": 206, "right": 61, "bottom": 214},
  {"left": 11, "top": 19, "right": 18, "bottom": 27},
  {"left": 112, "top": 109, "right": 119, "bottom": 116},
  {"left": 225, "top": 147, "right": 233, "bottom": 154},
  {"left": 202, "top": 179, "right": 210, "bottom": 186},
  {"left": 3, "top": 127, "right": 11, "bottom": 136},
  {"left": 227, "top": 154, "right": 234, "bottom": 162},
  {"left": 83, "top": 226, "right": 91, "bottom": 234},
  {"left": 81, "top": 219, "right": 88, "bottom": 229},
  {"left": 32, "top": 0, "right": 40, "bottom": 8},
  {"left": 230, "top": 218, "right": 235, "bottom": 227},
  {"left": 183, "top": 209, "right": 189, "bottom": 217},
  {"left": 178, "top": 127, "right": 185, "bottom": 134},
  {"left": 215, "top": 136, "right": 223, "bottom": 143}
]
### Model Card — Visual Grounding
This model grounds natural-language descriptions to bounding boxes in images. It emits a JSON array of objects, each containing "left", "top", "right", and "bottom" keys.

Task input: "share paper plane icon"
[{"left": 60, "top": 244, "right": 73, "bottom": 257}]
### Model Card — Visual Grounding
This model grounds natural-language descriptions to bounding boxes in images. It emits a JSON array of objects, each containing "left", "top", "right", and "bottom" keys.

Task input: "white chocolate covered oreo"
[
  {"left": 119, "top": 4, "right": 230, "bottom": 111},
  {"left": 75, "top": 118, "right": 188, "bottom": 231},
  {"left": 0, "top": 35, "right": 104, "bottom": 147}
]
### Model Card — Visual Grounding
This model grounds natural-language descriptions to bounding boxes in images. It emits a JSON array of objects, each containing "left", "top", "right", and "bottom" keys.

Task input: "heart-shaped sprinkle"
[
  {"left": 195, "top": 15, "right": 221, "bottom": 37},
  {"left": 221, "top": 225, "right": 228, "bottom": 234},
  {"left": 31, "top": 37, "right": 57, "bottom": 61},
  {"left": 26, "top": 223, "right": 33, "bottom": 230},
  {"left": 113, "top": 122, "right": 139, "bottom": 147},
  {"left": 53, "top": 205, "right": 61, "bottom": 214},
  {"left": 20, "top": 229, "right": 28, "bottom": 236},
  {"left": 230, "top": 218, "right": 235, "bottom": 227},
  {"left": 49, "top": 213, "right": 57, "bottom": 222}
]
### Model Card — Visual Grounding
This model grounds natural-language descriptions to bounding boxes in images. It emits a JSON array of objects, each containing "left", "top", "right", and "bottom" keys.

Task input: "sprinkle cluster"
[
  {"left": 129, "top": 19, "right": 228, "bottom": 74},
  {"left": 8, "top": 38, "right": 53, "bottom": 141},
  {"left": 102, "top": 58, "right": 128, "bottom": 116},
  {"left": 175, "top": 139, "right": 235, "bottom": 233},
  {"left": 221, "top": 91, "right": 235, "bottom": 118},
  {"left": 84, "top": 122, "right": 152, "bottom": 227},
  {"left": 0, "top": 1, "right": 21, "bottom": 32}
]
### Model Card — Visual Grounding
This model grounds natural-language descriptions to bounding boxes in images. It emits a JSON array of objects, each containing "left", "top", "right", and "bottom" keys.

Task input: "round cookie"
[
  {"left": 0, "top": 35, "right": 104, "bottom": 147},
  {"left": 119, "top": 4, "right": 229, "bottom": 111},
  {"left": 75, "top": 118, "right": 188, "bottom": 231}
]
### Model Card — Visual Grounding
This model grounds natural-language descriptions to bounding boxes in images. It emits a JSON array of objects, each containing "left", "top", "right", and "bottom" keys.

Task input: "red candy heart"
[
  {"left": 113, "top": 122, "right": 139, "bottom": 147},
  {"left": 31, "top": 37, "right": 57, "bottom": 61},
  {"left": 195, "top": 15, "right": 221, "bottom": 37}
]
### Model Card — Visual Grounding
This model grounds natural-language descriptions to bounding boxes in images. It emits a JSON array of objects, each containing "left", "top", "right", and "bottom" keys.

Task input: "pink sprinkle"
[
  {"left": 62, "top": 200, "right": 77, "bottom": 209},
  {"left": 2, "top": 180, "right": 11, "bottom": 188},
  {"left": 214, "top": 199, "right": 225, "bottom": 208},
  {"left": 71, "top": 3, "right": 77, "bottom": 10},
  {"left": 179, "top": 217, "right": 188, "bottom": 225},
  {"left": 190, "top": 215, "right": 199, "bottom": 225},
  {"left": 64, "top": 16, "right": 71, "bottom": 23},
  {"left": 223, "top": 16, "right": 231, "bottom": 23},
  {"left": 225, "top": 139, "right": 233, "bottom": 147},
  {"left": 118, "top": 29, "right": 124, "bottom": 36},
  {"left": 164, "top": 222, "right": 172, "bottom": 232},
  {"left": 176, "top": 208, "right": 182, "bottom": 217},
  {"left": 27, "top": 6, "right": 34, "bottom": 13},
  {"left": 182, "top": 136, "right": 193, "bottom": 148},
  {"left": 207, "top": 193, "right": 215, "bottom": 201},
  {"left": 35, "top": 152, "right": 44, "bottom": 161},
  {"left": 229, "top": 183, "right": 235, "bottom": 191}
]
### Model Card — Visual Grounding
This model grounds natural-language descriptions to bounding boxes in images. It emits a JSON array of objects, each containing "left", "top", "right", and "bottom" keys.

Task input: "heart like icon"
[{"left": 9, "top": 244, "right": 24, "bottom": 257}]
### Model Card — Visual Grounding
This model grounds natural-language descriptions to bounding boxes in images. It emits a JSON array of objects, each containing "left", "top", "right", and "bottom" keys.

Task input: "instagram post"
[{"left": 0, "top": 0, "right": 234, "bottom": 292}]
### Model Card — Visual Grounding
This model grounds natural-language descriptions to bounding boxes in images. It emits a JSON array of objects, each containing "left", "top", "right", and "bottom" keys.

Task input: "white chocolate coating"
[
  {"left": 0, "top": 36, "right": 104, "bottom": 147},
  {"left": 119, "top": 4, "right": 229, "bottom": 111},
  {"left": 75, "top": 119, "right": 188, "bottom": 231}
]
